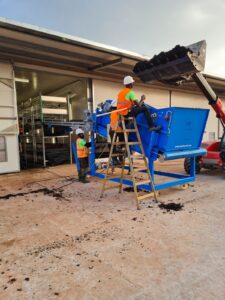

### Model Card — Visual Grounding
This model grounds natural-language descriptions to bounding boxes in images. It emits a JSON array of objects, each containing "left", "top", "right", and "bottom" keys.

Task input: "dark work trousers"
[
  {"left": 130, "top": 105, "right": 154, "bottom": 127},
  {"left": 78, "top": 157, "right": 89, "bottom": 181}
]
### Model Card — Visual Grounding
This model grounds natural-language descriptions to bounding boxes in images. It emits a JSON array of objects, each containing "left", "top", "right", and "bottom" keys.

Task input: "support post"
[
  {"left": 72, "top": 142, "right": 80, "bottom": 172},
  {"left": 148, "top": 158, "right": 154, "bottom": 182},
  {"left": 90, "top": 130, "right": 96, "bottom": 175},
  {"left": 90, "top": 113, "right": 96, "bottom": 175}
]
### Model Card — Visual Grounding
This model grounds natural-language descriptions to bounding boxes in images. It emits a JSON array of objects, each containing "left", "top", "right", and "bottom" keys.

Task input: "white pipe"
[{"left": 96, "top": 107, "right": 127, "bottom": 117}]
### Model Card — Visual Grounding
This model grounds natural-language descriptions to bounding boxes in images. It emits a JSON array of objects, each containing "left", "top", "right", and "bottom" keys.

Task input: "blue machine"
[{"left": 73, "top": 103, "right": 209, "bottom": 192}]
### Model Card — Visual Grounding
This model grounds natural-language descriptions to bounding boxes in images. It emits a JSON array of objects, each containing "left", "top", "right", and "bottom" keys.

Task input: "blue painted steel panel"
[
  {"left": 87, "top": 103, "right": 209, "bottom": 193},
  {"left": 96, "top": 104, "right": 209, "bottom": 160},
  {"left": 132, "top": 106, "right": 209, "bottom": 153},
  {"left": 156, "top": 107, "right": 209, "bottom": 152},
  {"left": 96, "top": 114, "right": 109, "bottom": 138},
  {"left": 72, "top": 142, "right": 80, "bottom": 172},
  {"left": 93, "top": 171, "right": 195, "bottom": 191}
]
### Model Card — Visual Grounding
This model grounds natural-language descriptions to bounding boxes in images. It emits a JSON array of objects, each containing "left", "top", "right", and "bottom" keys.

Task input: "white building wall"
[
  {"left": 93, "top": 79, "right": 169, "bottom": 108},
  {"left": 93, "top": 79, "right": 221, "bottom": 141},
  {"left": 0, "top": 62, "right": 20, "bottom": 174}
]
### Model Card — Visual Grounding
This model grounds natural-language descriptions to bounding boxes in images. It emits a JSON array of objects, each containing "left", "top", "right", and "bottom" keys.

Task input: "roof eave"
[{"left": 0, "top": 17, "right": 149, "bottom": 62}]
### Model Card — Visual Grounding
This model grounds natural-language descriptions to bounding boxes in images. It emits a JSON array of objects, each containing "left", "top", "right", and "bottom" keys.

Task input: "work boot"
[
  {"left": 149, "top": 125, "right": 162, "bottom": 132},
  {"left": 78, "top": 171, "right": 82, "bottom": 181},
  {"left": 81, "top": 175, "right": 90, "bottom": 184}
]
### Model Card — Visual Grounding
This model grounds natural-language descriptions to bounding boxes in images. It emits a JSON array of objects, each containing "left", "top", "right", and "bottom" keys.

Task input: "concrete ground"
[{"left": 0, "top": 161, "right": 225, "bottom": 300}]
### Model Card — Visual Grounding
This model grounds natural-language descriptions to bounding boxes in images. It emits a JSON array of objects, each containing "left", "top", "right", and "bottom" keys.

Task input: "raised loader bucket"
[{"left": 133, "top": 40, "right": 206, "bottom": 84}]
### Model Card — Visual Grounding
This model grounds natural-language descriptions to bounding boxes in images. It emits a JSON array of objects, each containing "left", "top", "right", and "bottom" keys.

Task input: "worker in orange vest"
[
  {"left": 109, "top": 100, "right": 124, "bottom": 164},
  {"left": 109, "top": 99, "right": 122, "bottom": 134},
  {"left": 76, "top": 128, "right": 91, "bottom": 183},
  {"left": 117, "top": 76, "right": 161, "bottom": 131}
]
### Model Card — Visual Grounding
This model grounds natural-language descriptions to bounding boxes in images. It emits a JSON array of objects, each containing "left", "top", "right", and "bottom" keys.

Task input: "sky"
[{"left": 1, "top": 0, "right": 225, "bottom": 76}]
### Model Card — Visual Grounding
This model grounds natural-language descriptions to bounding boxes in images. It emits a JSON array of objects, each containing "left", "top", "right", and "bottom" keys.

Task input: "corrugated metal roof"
[
  {"left": 0, "top": 17, "right": 149, "bottom": 82},
  {"left": 0, "top": 17, "right": 225, "bottom": 97},
  {"left": 0, "top": 17, "right": 149, "bottom": 60}
]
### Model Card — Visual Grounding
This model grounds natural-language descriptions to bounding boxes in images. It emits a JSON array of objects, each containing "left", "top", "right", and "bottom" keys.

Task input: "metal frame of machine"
[
  {"left": 88, "top": 135, "right": 198, "bottom": 192},
  {"left": 72, "top": 104, "right": 209, "bottom": 192}
]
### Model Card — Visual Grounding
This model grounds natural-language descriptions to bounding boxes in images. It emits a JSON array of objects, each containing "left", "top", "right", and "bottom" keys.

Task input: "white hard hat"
[
  {"left": 76, "top": 128, "right": 84, "bottom": 135},
  {"left": 123, "top": 75, "right": 135, "bottom": 85},
  {"left": 111, "top": 99, "right": 117, "bottom": 107}
]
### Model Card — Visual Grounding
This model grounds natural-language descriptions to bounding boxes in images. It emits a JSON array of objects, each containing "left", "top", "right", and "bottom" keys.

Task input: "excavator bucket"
[{"left": 133, "top": 40, "right": 206, "bottom": 84}]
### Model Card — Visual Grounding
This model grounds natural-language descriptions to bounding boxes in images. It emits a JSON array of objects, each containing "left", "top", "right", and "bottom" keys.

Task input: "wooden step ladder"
[{"left": 100, "top": 114, "right": 157, "bottom": 209}]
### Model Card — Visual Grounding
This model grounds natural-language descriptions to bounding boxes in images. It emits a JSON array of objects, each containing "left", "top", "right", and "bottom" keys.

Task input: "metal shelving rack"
[{"left": 18, "top": 95, "right": 72, "bottom": 168}]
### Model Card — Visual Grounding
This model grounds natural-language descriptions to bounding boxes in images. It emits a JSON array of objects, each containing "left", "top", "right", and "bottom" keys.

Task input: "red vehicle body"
[
  {"left": 184, "top": 135, "right": 225, "bottom": 174},
  {"left": 202, "top": 140, "right": 223, "bottom": 168}
]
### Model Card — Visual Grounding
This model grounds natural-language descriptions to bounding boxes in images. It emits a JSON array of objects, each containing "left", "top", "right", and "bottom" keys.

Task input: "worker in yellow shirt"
[
  {"left": 76, "top": 128, "right": 91, "bottom": 183},
  {"left": 117, "top": 76, "right": 161, "bottom": 131}
]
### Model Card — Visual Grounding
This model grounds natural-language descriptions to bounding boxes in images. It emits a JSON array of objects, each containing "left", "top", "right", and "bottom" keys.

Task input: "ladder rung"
[
  {"left": 137, "top": 193, "right": 155, "bottom": 201},
  {"left": 130, "top": 155, "right": 144, "bottom": 159},
  {"left": 133, "top": 167, "right": 147, "bottom": 172},
  {"left": 111, "top": 153, "right": 126, "bottom": 156},
  {"left": 127, "top": 142, "right": 140, "bottom": 146},
  {"left": 111, "top": 164, "right": 126, "bottom": 168},
  {"left": 112, "top": 142, "right": 126, "bottom": 145},
  {"left": 135, "top": 180, "right": 151, "bottom": 186},
  {"left": 116, "top": 129, "right": 137, "bottom": 133},
  {"left": 103, "top": 184, "right": 121, "bottom": 191}
]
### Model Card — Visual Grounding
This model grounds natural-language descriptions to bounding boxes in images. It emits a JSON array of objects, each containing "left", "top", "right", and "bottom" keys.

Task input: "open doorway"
[{"left": 15, "top": 68, "right": 89, "bottom": 169}]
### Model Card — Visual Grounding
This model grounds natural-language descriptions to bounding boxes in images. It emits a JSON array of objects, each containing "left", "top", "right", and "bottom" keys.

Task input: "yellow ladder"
[{"left": 100, "top": 114, "right": 157, "bottom": 209}]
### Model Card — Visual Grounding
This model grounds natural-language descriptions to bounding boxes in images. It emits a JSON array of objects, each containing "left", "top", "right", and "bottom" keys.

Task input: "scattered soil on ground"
[
  {"left": 0, "top": 188, "right": 66, "bottom": 201},
  {"left": 123, "top": 187, "right": 147, "bottom": 193},
  {"left": 158, "top": 202, "right": 184, "bottom": 211}
]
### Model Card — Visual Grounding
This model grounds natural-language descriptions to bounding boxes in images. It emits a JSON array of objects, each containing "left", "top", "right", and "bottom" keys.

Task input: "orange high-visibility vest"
[
  {"left": 76, "top": 138, "right": 88, "bottom": 158},
  {"left": 110, "top": 111, "right": 121, "bottom": 131},
  {"left": 117, "top": 88, "right": 132, "bottom": 115}
]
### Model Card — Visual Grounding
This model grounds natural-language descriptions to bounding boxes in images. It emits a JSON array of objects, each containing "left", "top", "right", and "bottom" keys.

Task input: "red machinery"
[
  {"left": 185, "top": 139, "right": 225, "bottom": 174},
  {"left": 184, "top": 71, "right": 225, "bottom": 173},
  {"left": 133, "top": 40, "right": 225, "bottom": 173}
]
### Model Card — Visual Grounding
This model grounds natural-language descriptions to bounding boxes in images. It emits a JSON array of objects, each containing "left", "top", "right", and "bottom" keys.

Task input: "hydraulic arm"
[{"left": 192, "top": 73, "right": 225, "bottom": 127}]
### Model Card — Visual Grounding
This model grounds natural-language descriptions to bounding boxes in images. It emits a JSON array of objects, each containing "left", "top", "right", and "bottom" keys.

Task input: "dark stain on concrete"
[
  {"left": 159, "top": 202, "right": 183, "bottom": 211},
  {"left": 0, "top": 188, "right": 68, "bottom": 202}
]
